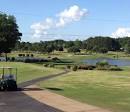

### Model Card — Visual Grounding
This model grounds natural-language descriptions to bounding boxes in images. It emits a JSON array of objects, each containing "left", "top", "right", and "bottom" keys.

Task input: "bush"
[
  {"left": 66, "top": 65, "right": 71, "bottom": 69},
  {"left": 18, "top": 54, "right": 25, "bottom": 57},
  {"left": 109, "top": 66, "right": 122, "bottom": 71},
  {"left": 18, "top": 54, "right": 22, "bottom": 57},
  {"left": 26, "top": 54, "right": 30, "bottom": 57},
  {"left": 78, "top": 64, "right": 96, "bottom": 70},
  {"left": 52, "top": 57, "right": 61, "bottom": 63},
  {"left": 52, "top": 57, "right": 60, "bottom": 61},
  {"left": 44, "top": 64, "right": 49, "bottom": 67},
  {"left": 72, "top": 65, "right": 78, "bottom": 71},
  {"left": 15, "top": 57, "right": 48, "bottom": 63},
  {"left": 96, "top": 60, "right": 110, "bottom": 70},
  {"left": 11, "top": 57, "right": 15, "bottom": 62},
  {"left": 68, "top": 46, "right": 80, "bottom": 53},
  {"left": 23, "top": 54, "right": 25, "bottom": 57},
  {"left": 31, "top": 54, "right": 34, "bottom": 57}
]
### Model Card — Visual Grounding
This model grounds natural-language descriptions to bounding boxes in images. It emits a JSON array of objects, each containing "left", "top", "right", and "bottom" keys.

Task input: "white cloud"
[
  {"left": 30, "top": 18, "right": 54, "bottom": 38},
  {"left": 56, "top": 5, "right": 88, "bottom": 27},
  {"left": 30, "top": 5, "right": 88, "bottom": 41},
  {"left": 112, "top": 27, "right": 130, "bottom": 38}
]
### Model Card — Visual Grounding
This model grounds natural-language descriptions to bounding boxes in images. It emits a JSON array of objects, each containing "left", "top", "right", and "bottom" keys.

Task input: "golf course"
[
  {"left": 39, "top": 66, "right": 130, "bottom": 112},
  {"left": 1, "top": 1, "right": 130, "bottom": 112},
  {"left": 0, "top": 62, "right": 62, "bottom": 83},
  {"left": 1, "top": 51, "right": 130, "bottom": 112}
]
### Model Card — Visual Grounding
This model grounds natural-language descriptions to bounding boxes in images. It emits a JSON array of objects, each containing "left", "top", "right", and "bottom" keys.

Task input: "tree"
[
  {"left": 85, "top": 36, "right": 120, "bottom": 53},
  {"left": 125, "top": 40, "right": 130, "bottom": 54},
  {"left": 0, "top": 13, "right": 22, "bottom": 61},
  {"left": 68, "top": 46, "right": 80, "bottom": 53}
]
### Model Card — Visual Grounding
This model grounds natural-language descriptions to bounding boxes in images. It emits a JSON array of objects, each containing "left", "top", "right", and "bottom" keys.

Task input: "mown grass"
[
  {"left": 9, "top": 51, "right": 130, "bottom": 63},
  {"left": 0, "top": 62, "right": 62, "bottom": 83},
  {"left": 39, "top": 66, "right": 130, "bottom": 112}
]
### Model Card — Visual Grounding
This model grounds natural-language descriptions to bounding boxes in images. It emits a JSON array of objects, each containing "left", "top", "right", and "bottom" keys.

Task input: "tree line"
[
  {"left": 0, "top": 12, "right": 130, "bottom": 57},
  {"left": 14, "top": 37, "right": 130, "bottom": 54}
]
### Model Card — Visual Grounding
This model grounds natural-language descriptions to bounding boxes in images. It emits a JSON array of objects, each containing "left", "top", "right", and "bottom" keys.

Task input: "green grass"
[
  {"left": 39, "top": 67, "right": 130, "bottom": 112},
  {"left": 0, "top": 62, "right": 62, "bottom": 83},
  {"left": 9, "top": 51, "right": 130, "bottom": 63}
]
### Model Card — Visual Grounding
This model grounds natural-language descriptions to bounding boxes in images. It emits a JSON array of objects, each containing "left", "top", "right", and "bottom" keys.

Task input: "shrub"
[
  {"left": 31, "top": 54, "right": 34, "bottom": 57},
  {"left": 18, "top": 54, "right": 22, "bottom": 57},
  {"left": 78, "top": 64, "right": 96, "bottom": 70},
  {"left": 68, "top": 46, "right": 80, "bottom": 53},
  {"left": 22, "top": 54, "right": 25, "bottom": 57},
  {"left": 109, "top": 66, "right": 122, "bottom": 71},
  {"left": 44, "top": 64, "right": 49, "bottom": 67},
  {"left": 11, "top": 57, "right": 15, "bottom": 62},
  {"left": 72, "top": 65, "right": 78, "bottom": 71},
  {"left": 96, "top": 60, "right": 110, "bottom": 70},
  {"left": 66, "top": 65, "right": 71, "bottom": 69},
  {"left": 48, "top": 56, "right": 51, "bottom": 58},
  {"left": 26, "top": 54, "right": 30, "bottom": 57},
  {"left": 52, "top": 57, "right": 60, "bottom": 61}
]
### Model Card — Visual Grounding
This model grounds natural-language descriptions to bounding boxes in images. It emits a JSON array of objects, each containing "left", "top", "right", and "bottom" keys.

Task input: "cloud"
[
  {"left": 30, "top": 18, "right": 54, "bottom": 38},
  {"left": 112, "top": 27, "right": 130, "bottom": 38},
  {"left": 30, "top": 5, "right": 88, "bottom": 41},
  {"left": 56, "top": 5, "right": 88, "bottom": 27}
]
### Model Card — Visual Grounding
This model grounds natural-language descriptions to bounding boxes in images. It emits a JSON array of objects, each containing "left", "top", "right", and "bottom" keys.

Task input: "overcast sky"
[{"left": 0, "top": 0, "right": 130, "bottom": 42}]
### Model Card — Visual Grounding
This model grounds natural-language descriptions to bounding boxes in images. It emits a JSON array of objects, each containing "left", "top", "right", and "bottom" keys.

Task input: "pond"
[{"left": 83, "top": 58, "right": 130, "bottom": 66}]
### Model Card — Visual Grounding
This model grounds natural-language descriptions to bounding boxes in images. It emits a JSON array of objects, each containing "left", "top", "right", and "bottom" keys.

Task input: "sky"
[{"left": 0, "top": 0, "right": 130, "bottom": 42}]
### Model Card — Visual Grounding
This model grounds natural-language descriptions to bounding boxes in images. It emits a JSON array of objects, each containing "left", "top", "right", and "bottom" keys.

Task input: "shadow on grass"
[{"left": 46, "top": 87, "right": 63, "bottom": 91}]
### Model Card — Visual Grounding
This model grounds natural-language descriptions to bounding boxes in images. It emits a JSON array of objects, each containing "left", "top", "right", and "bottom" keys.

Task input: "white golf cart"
[{"left": 0, "top": 67, "right": 17, "bottom": 91}]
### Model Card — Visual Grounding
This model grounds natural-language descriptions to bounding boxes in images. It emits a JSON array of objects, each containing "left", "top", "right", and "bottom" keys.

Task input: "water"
[{"left": 83, "top": 58, "right": 130, "bottom": 66}]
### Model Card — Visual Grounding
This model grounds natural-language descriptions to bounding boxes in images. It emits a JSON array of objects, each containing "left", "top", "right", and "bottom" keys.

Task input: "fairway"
[
  {"left": 0, "top": 62, "right": 62, "bottom": 83},
  {"left": 39, "top": 67, "right": 130, "bottom": 112}
]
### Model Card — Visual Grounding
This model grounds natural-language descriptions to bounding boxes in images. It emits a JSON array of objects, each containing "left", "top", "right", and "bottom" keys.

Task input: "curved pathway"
[
  {"left": 0, "top": 69, "right": 69, "bottom": 112},
  {"left": 19, "top": 69, "right": 69, "bottom": 88}
]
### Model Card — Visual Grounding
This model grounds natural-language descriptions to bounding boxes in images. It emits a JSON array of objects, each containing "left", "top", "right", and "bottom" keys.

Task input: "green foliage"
[
  {"left": 66, "top": 65, "right": 71, "bottom": 69},
  {"left": 44, "top": 64, "right": 49, "bottom": 67},
  {"left": 96, "top": 60, "right": 110, "bottom": 70},
  {"left": 39, "top": 67, "right": 130, "bottom": 112},
  {"left": 85, "top": 36, "right": 120, "bottom": 53},
  {"left": 72, "top": 65, "right": 78, "bottom": 71},
  {"left": 109, "top": 66, "right": 122, "bottom": 71},
  {"left": 78, "top": 64, "right": 96, "bottom": 70},
  {"left": 0, "top": 13, "right": 22, "bottom": 53},
  {"left": 117, "top": 37, "right": 130, "bottom": 50},
  {"left": 68, "top": 46, "right": 80, "bottom": 53},
  {"left": 124, "top": 39, "right": 130, "bottom": 54}
]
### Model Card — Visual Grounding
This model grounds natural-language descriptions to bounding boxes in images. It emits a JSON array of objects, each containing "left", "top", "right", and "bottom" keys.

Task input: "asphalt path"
[
  {"left": 19, "top": 69, "right": 69, "bottom": 88},
  {"left": 0, "top": 69, "right": 69, "bottom": 112}
]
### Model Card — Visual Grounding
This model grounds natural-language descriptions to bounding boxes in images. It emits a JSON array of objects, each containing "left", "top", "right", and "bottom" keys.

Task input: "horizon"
[{"left": 1, "top": 0, "right": 130, "bottom": 42}]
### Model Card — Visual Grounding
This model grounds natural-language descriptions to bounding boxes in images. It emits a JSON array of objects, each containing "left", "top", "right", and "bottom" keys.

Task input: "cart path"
[
  {"left": 0, "top": 90, "right": 62, "bottom": 112},
  {"left": 0, "top": 69, "right": 70, "bottom": 112},
  {"left": 18, "top": 69, "right": 70, "bottom": 88},
  {"left": 24, "top": 85, "right": 112, "bottom": 112}
]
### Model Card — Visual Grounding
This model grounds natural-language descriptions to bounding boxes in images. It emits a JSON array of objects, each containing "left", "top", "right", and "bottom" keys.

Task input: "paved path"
[
  {"left": 19, "top": 69, "right": 69, "bottom": 88},
  {"left": 24, "top": 85, "right": 112, "bottom": 112},
  {"left": 0, "top": 69, "right": 112, "bottom": 112},
  {"left": 0, "top": 69, "right": 69, "bottom": 112},
  {"left": 0, "top": 91, "right": 62, "bottom": 112}
]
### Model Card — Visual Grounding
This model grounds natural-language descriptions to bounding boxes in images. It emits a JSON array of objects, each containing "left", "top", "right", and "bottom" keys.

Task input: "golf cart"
[{"left": 0, "top": 67, "right": 17, "bottom": 91}]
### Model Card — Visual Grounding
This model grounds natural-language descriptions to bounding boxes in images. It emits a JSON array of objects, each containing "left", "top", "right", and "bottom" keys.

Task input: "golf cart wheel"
[{"left": 7, "top": 80, "right": 17, "bottom": 91}]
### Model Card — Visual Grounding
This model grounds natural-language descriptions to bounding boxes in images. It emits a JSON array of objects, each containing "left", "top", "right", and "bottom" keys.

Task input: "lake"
[{"left": 83, "top": 58, "right": 130, "bottom": 66}]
